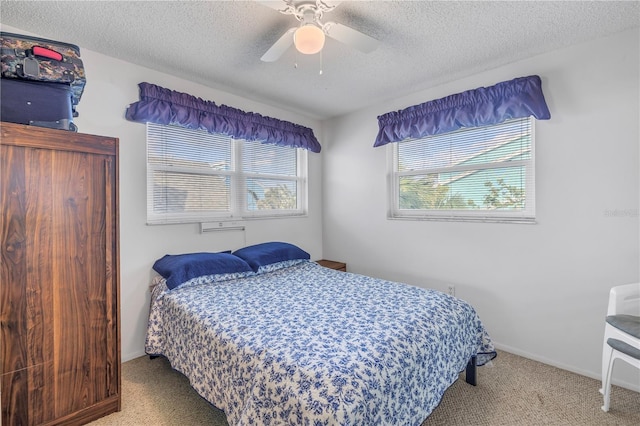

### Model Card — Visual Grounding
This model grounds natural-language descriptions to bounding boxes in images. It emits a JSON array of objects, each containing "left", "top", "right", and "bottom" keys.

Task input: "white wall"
[
  {"left": 1, "top": 24, "right": 325, "bottom": 362},
  {"left": 322, "top": 28, "right": 640, "bottom": 390}
]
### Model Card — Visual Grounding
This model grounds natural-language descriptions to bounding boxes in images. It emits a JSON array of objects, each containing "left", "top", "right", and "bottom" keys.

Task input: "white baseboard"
[
  {"left": 121, "top": 349, "right": 148, "bottom": 363},
  {"left": 494, "top": 342, "right": 640, "bottom": 393}
]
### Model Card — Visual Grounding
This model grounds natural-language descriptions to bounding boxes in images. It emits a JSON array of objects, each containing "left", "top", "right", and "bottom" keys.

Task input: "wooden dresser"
[{"left": 1, "top": 122, "right": 121, "bottom": 425}]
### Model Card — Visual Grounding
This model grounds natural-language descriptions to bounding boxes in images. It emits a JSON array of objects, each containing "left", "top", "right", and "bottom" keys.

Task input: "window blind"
[
  {"left": 241, "top": 140, "right": 302, "bottom": 215},
  {"left": 147, "top": 123, "right": 233, "bottom": 224},
  {"left": 147, "top": 123, "right": 307, "bottom": 224},
  {"left": 391, "top": 117, "right": 535, "bottom": 222}
]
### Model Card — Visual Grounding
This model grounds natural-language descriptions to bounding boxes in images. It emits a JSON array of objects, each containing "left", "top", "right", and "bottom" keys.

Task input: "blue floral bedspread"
[{"left": 145, "top": 260, "right": 495, "bottom": 426}]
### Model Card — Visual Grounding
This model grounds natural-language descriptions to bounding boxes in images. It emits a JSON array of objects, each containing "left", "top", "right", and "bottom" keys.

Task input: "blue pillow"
[
  {"left": 232, "top": 242, "right": 310, "bottom": 272},
  {"left": 153, "top": 252, "right": 253, "bottom": 290}
]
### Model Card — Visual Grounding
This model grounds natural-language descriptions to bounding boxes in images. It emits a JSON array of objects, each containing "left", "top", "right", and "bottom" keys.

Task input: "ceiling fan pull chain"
[{"left": 319, "top": 50, "right": 323, "bottom": 75}]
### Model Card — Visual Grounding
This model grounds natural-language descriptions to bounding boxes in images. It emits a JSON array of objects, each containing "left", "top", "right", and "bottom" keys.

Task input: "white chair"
[{"left": 600, "top": 282, "right": 640, "bottom": 412}]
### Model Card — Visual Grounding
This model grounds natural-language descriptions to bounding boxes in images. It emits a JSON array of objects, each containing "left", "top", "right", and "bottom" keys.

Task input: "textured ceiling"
[{"left": 1, "top": 1, "right": 639, "bottom": 120}]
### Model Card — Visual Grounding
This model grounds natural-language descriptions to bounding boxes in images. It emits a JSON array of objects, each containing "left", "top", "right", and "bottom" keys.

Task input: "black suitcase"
[
  {"left": 1, "top": 31, "right": 85, "bottom": 115},
  {"left": 1, "top": 78, "right": 77, "bottom": 131}
]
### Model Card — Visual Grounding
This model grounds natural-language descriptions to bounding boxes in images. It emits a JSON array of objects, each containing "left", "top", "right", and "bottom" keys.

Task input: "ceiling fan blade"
[
  {"left": 317, "top": 1, "right": 342, "bottom": 11},
  {"left": 256, "top": 1, "right": 343, "bottom": 13},
  {"left": 255, "top": 1, "right": 294, "bottom": 13},
  {"left": 324, "top": 22, "right": 379, "bottom": 53},
  {"left": 261, "top": 27, "right": 296, "bottom": 62}
]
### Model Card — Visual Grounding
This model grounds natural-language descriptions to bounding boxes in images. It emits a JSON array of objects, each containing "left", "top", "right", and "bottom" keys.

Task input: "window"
[
  {"left": 147, "top": 123, "right": 307, "bottom": 224},
  {"left": 388, "top": 117, "right": 535, "bottom": 223}
]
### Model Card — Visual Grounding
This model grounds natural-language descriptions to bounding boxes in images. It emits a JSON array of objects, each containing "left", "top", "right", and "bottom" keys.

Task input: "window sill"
[{"left": 387, "top": 215, "right": 537, "bottom": 225}]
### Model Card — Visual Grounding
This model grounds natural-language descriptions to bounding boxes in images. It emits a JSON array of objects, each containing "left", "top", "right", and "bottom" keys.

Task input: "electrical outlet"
[{"left": 448, "top": 285, "right": 455, "bottom": 296}]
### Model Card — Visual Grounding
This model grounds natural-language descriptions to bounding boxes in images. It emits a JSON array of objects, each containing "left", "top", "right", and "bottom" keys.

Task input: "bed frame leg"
[
  {"left": 465, "top": 355, "right": 477, "bottom": 386},
  {"left": 149, "top": 355, "right": 159, "bottom": 360}
]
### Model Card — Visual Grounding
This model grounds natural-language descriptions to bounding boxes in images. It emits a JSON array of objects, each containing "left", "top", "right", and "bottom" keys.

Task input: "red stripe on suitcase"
[{"left": 33, "top": 46, "right": 63, "bottom": 61}]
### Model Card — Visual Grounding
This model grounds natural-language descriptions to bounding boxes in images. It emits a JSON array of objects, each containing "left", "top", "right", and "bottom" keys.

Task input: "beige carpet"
[{"left": 89, "top": 350, "right": 640, "bottom": 425}]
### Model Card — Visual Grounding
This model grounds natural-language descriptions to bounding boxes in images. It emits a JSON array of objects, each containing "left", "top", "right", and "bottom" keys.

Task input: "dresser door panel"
[{"left": 1, "top": 123, "right": 120, "bottom": 425}]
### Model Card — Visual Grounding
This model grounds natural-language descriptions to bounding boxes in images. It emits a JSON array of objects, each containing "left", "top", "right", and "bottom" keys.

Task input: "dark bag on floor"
[
  {"left": 1, "top": 31, "right": 85, "bottom": 114},
  {"left": 1, "top": 78, "right": 77, "bottom": 131}
]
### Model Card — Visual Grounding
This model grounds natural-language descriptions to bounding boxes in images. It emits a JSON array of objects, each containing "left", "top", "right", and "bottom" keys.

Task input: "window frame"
[
  {"left": 235, "top": 138, "right": 308, "bottom": 219},
  {"left": 387, "top": 117, "right": 536, "bottom": 224},
  {"left": 146, "top": 123, "right": 308, "bottom": 225}
]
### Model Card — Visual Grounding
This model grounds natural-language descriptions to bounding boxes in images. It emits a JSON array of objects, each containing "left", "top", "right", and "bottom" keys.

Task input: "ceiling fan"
[{"left": 258, "top": 0, "right": 379, "bottom": 62}]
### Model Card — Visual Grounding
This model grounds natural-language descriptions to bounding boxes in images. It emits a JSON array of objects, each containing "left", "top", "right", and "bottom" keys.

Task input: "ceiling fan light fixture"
[{"left": 294, "top": 24, "right": 325, "bottom": 55}]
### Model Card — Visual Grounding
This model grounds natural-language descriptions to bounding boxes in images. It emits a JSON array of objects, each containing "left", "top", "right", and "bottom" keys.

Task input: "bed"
[{"left": 145, "top": 242, "right": 496, "bottom": 425}]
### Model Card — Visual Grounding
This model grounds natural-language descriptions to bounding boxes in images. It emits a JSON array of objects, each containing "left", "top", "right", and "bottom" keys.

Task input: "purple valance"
[
  {"left": 374, "top": 75, "right": 550, "bottom": 148},
  {"left": 126, "top": 82, "right": 321, "bottom": 153}
]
